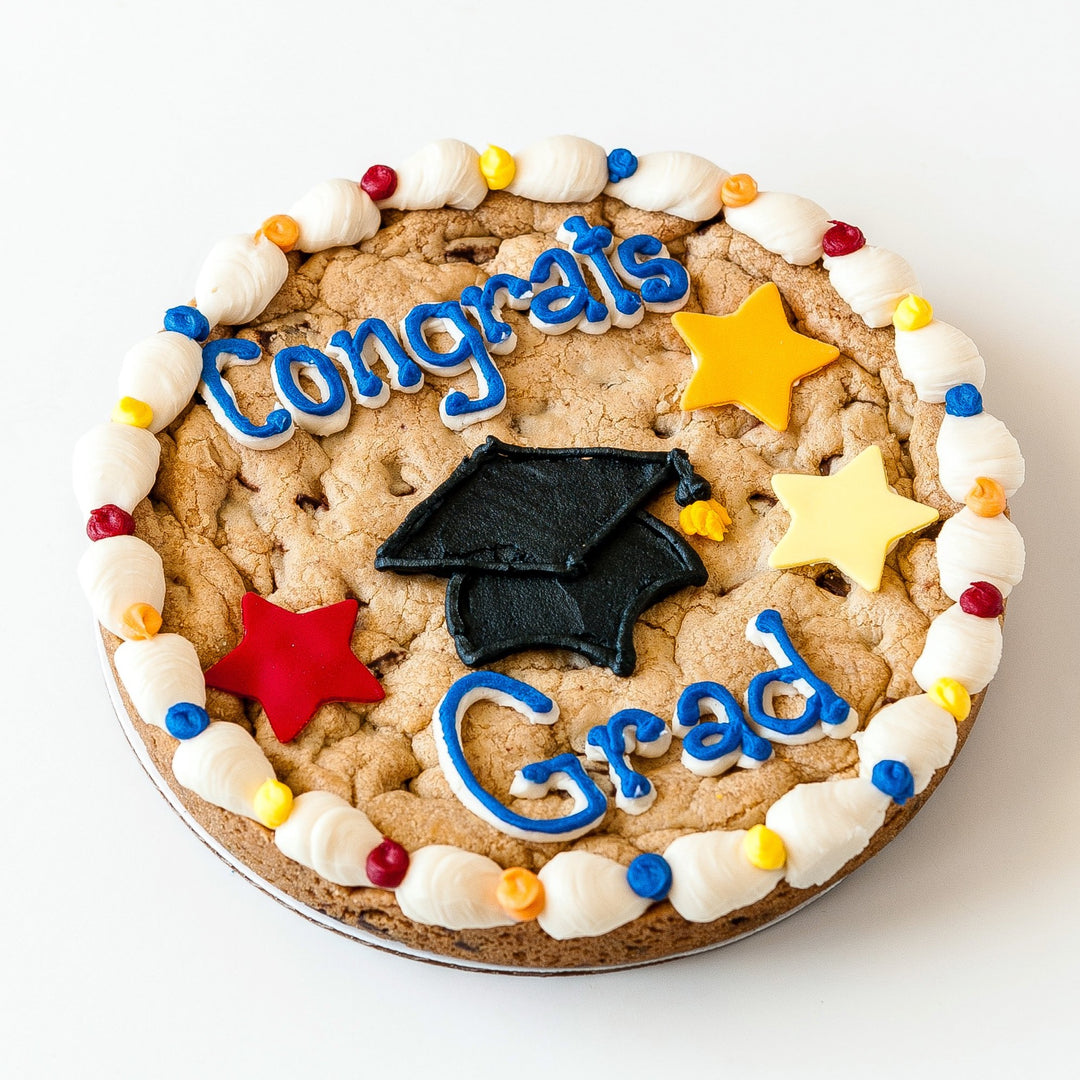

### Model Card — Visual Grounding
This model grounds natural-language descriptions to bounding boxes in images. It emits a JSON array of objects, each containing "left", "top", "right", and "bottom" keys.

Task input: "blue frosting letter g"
[{"left": 433, "top": 671, "right": 608, "bottom": 843}]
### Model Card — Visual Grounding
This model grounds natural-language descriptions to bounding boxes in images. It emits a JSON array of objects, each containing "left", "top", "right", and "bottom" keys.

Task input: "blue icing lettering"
[
  {"left": 529, "top": 246, "right": 610, "bottom": 335},
  {"left": 558, "top": 216, "right": 643, "bottom": 329},
  {"left": 401, "top": 301, "right": 508, "bottom": 430},
  {"left": 672, "top": 681, "right": 772, "bottom": 777},
  {"left": 584, "top": 708, "right": 671, "bottom": 814},
  {"left": 195, "top": 222, "right": 697, "bottom": 443},
  {"left": 327, "top": 318, "right": 423, "bottom": 408},
  {"left": 199, "top": 338, "right": 294, "bottom": 450},
  {"left": 744, "top": 609, "right": 858, "bottom": 745},
  {"left": 434, "top": 671, "right": 607, "bottom": 842},
  {"left": 460, "top": 274, "right": 532, "bottom": 354},
  {"left": 401, "top": 301, "right": 476, "bottom": 375},
  {"left": 615, "top": 234, "right": 691, "bottom": 313},
  {"left": 270, "top": 344, "right": 351, "bottom": 435},
  {"left": 431, "top": 610, "right": 862, "bottom": 838}
]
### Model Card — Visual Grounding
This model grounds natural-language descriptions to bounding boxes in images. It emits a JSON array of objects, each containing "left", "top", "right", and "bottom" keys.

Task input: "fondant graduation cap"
[{"left": 375, "top": 437, "right": 710, "bottom": 675}]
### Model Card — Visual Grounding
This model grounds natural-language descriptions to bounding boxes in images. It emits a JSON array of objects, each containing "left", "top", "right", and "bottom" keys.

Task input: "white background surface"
[{"left": 2, "top": 1, "right": 1078, "bottom": 1076}]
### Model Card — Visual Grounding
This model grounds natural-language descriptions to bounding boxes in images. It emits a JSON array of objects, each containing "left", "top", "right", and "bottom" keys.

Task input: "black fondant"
[
  {"left": 375, "top": 437, "right": 709, "bottom": 675},
  {"left": 446, "top": 512, "right": 706, "bottom": 675}
]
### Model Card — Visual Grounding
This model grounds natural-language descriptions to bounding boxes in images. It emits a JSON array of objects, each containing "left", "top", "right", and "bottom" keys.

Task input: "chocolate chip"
[{"left": 815, "top": 569, "right": 851, "bottom": 597}]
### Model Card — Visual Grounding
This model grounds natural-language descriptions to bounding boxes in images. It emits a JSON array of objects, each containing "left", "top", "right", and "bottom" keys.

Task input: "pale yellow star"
[
  {"left": 769, "top": 445, "right": 939, "bottom": 592},
  {"left": 672, "top": 282, "right": 840, "bottom": 431}
]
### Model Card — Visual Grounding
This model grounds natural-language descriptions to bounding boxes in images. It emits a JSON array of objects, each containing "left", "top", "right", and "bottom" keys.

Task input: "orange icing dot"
[
  {"left": 720, "top": 173, "right": 758, "bottom": 208},
  {"left": 496, "top": 867, "right": 545, "bottom": 921},
  {"left": 111, "top": 396, "right": 154, "bottom": 429},
  {"left": 966, "top": 476, "right": 1007, "bottom": 517},
  {"left": 122, "top": 603, "right": 162, "bottom": 641},
  {"left": 259, "top": 214, "right": 300, "bottom": 253}
]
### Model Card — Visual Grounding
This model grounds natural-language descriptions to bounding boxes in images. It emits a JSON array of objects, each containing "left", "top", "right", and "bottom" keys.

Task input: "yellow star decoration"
[
  {"left": 672, "top": 282, "right": 840, "bottom": 431},
  {"left": 769, "top": 445, "right": 939, "bottom": 592}
]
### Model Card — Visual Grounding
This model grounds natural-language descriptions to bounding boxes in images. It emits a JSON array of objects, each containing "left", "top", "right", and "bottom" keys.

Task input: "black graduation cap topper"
[{"left": 375, "top": 437, "right": 712, "bottom": 676}]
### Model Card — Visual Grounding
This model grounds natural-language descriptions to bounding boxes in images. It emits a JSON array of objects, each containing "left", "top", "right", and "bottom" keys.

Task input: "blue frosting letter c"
[{"left": 199, "top": 338, "right": 294, "bottom": 450}]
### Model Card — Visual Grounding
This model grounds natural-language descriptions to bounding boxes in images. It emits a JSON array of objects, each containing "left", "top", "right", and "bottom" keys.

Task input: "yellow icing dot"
[
  {"left": 927, "top": 677, "right": 971, "bottom": 722},
  {"left": 253, "top": 779, "right": 294, "bottom": 828},
  {"left": 122, "top": 603, "right": 162, "bottom": 641},
  {"left": 495, "top": 867, "right": 545, "bottom": 921},
  {"left": 721, "top": 173, "right": 758, "bottom": 208},
  {"left": 743, "top": 824, "right": 786, "bottom": 870},
  {"left": 112, "top": 396, "right": 154, "bottom": 429},
  {"left": 259, "top": 214, "right": 300, "bottom": 253},
  {"left": 679, "top": 498, "right": 732, "bottom": 541},
  {"left": 479, "top": 145, "right": 515, "bottom": 191},
  {"left": 892, "top": 294, "right": 934, "bottom": 332},
  {"left": 966, "top": 476, "right": 1007, "bottom": 518}
]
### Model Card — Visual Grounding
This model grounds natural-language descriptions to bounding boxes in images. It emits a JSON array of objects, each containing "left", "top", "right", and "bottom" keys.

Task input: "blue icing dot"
[
  {"left": 166, "top": 702, "right": 210, "bottom": 740},
  {"left": 164, "top": 305, "right": 210, "bottom": 342},
  {"left": 945, "top": 383, "right": 983, "bottom": 417},
  {"left": 627, "top": 853, "right": 672, "bottom": 901},
  {"left": 607, "top": 148, "right": 638, "bottom": 184},
  {"left": 871, "top": 759, "right": 915, "bottom": 805}
]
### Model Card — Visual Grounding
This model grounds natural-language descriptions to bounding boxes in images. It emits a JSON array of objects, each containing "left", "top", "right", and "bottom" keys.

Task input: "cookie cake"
[{"left": 73, "top": 136, "right": 1026, "bottom": 971}]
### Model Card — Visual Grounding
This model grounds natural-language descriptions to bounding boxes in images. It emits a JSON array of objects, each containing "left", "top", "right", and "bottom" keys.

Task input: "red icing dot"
[
  {"left": 822, "top": 220, "right": 866, "bottom": 257},
  {"left": 87, "top": 504, "right": 136, "bottom": 541},
  {"left": 366, "top": 838, "right": 409, "bottom": 888},
  {"left": 361, "top": 165, "right": 397, "bottom": 202},
  {"left": 960, "top": 581, "right": 1004, "bottom": 618}
]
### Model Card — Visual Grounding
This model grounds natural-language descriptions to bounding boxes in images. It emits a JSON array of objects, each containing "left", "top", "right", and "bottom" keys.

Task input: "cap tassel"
[
  {"left": 679, "top": 498, "right": 731, "bottom": 541},
  {"left": 670, "top": 450, "right": 712, "bottom": 506},
  {"left": 668, "top": 450, "right": 728, "bottom": 540}
]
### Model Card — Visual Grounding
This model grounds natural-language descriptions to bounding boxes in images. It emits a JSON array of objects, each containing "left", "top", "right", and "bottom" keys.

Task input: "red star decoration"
[{"left": 203, "top": 593, "right": 385, "bottom": 743}]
